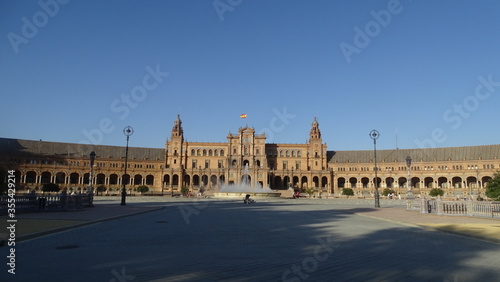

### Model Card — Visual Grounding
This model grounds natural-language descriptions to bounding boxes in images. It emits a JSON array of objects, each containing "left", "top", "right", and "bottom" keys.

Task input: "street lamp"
[
  {"left": 406, "top": 156, "right": 414, "bottom": 199},
  {"left": 89, "top": 151, "right": 96, "bottom": 207},
  {"left": 121, "top": 126, "right": 134, "bottom": 206},
  {"left": 369, "top": 130, "right": 380, "bottom": 208}
]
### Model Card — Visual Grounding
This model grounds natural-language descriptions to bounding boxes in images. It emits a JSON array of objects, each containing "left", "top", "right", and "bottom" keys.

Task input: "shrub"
[
  {"left": 382, "top": 188, "right": 395, "bottom": 196},
  {"left": 305, "top": 188, "right": 314, "bottom": 196},
  {"left": 180, "top": 186, "right": 189, "bottom": 196},
  {"left": 137, "top": 185, "right": 149, "bottom": 194},
  {"left": 342, "top": 188, "right": 354, "bottom": 196},
  {"left": 429, "top": 188, "right": 444, "bottom": 197},
  {"left": 96, "top": 185, "right": 106, "bottom": 195}
]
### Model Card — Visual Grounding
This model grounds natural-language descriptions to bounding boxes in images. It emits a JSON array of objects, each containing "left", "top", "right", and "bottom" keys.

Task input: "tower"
[
  {"left": 308, "top": 117, "right": 327, "bottom": 171},
  {"left": 166, "top": 115, "right": 186, "bottom": 169}
]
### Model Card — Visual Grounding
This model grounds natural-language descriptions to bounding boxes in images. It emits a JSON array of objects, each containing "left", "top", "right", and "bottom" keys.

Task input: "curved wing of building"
[{"left": 1, "top": 116, "right": 499, "bottom": 198}]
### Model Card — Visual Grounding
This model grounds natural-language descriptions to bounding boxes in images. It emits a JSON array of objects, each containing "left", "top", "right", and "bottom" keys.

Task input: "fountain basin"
[{"left": 213, "top": 192, "right": 281, "bottom": 198}]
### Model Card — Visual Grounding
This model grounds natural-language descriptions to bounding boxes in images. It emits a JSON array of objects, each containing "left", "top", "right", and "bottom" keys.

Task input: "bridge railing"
[{"left": 407, "top": 198, "right": 500, "bottom": 219}]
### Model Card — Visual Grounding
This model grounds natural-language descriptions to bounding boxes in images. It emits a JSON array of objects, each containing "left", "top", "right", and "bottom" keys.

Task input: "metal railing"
[{"left": 0, "top": 194, "right": 93, "bottom": 214}]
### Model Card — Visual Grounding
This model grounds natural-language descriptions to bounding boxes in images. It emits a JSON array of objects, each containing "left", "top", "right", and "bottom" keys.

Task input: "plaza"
[{"left": 2, "top": 196, "right": 500, "bottom": 281}]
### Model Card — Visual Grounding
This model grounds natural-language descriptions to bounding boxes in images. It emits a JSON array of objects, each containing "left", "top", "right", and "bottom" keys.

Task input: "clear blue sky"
[{"left": 2, "top": 0, "right": 500, "bottom": 151}]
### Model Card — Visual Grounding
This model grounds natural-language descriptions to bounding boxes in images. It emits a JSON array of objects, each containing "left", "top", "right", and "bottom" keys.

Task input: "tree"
[
  {"left": 180, "top": 186, "right": 189, "bottom": 196},
  {"left": 96, "top": 185, "right": 106, "bottom": 196},
  {"left": 137, "top": 185, "right": 149, "bottom": 194},
  {"left": 342, "top": 188, "right": 354, "bottom": 196},
  {"left": 305, "top": 188, "right": 315, "bottom": 197},
  {"left": 485, "top": 172, "right": 500, "bottom": 200},
  {"left": 42, "top": 183, "right": 59, "bottom": 193},
  {"left": 429, "top": 188, "right": 444, "bottom": 197},
  {"left": 382, "top": 188, "right": 395, "bottom": 196}
]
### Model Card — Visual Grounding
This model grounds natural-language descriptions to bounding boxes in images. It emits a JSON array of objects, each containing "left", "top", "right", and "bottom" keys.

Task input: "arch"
[
  {"left": 361, "top": 177, "right": 369, "bottom": 188},
  {"left": 313, "top": 176, "right": 319, "bottom": 188},
  {"left": 163, "top": 174, "right": 170, "bottom": 186},
  {"left": 55, "top": 172, "right": 65, "bottom": 184},
  {"left": 172, "top": 174, "right": 179, "bottom": 186},
  {"left": 293, "top": 176, "right": 299, "bottom": 188},
  {"left": 424, "top": 177, "right": 434, "bottom": 188},
  {"left": 193, "top": 175, "right": 200, "bottom": 186},
  {"left": 197, "top": 149, "right": 201, "bottom": 156},
  {"left": 184, "top": 174, "right": 191, "bottom": 186},
  {"left": 386, "top": 177, "right": 394, "bottom": 188},
  {"left": 438, "top": 177, "right": 448, "bottom": 188},
  {"left": 301, "top": 176, "right": 308, "bottom": 189},
  {"left": 122, "top": 174, "right": 131, "bottom": 186},
  {"left": 96, "top": 173, "right": 105, "bottom": 185},
  {"left": 349, "top": 177, "right": 357, "bottom": 188},
  {"left": 109, "top": 174, "right": 118, "bottom": 185},
  {"left": 232, "top": 159, "right": 237, "bottom": 167},
  {"left": 70, "top": 172, "right": 79, "bottom": 184},
  {"left": 133, "top": 174, "right": 142, "bottom": 185},
  {"left": 321, "top": 176, "right": 328, "bottom": 188},
  {"left": 209, "top": 149, "right": 213, "bottom": 156},
  {"left": 274, "top": 176, "right": 282, "bottom": 189},
  {"left": 214, "top": 150, "right": 219, "bottom": 156},
  {"left": 411, "top": 177, "right": 420, "bottom": 188},
  {"left": 83, "top": 173, "right": 90, "bottom": 184},
  {"left": 256, "top": 160, "right": 261, "bottom": 167},
  {"left": 202, "top": 175, "right": 208, "bottom": 186},
  {"left": 373, "top": 177, "right": 381, "bottom": 188},
  {"left": 482, "top": 176, "right": 492, "bottom": 187},
  {"left": 26, "top": 171, "right": 36, "bottom": 183},
  {"left": 283, "top": 176, "right": 290, "bottom": 188},
  {"left": 243, "top": 159, "right": 250, "bottom": 167},
  {"left": 466, "top": 176, "right": 478, "bottom": 188},
  {"left": 191, "top": 149, "right": 195, "bottom": 156},
  {"left": 203, "top": 149, "right": 207, "bottom": 156},
  {"left": 220, "top": 149, "right": 224, "bottom": 156},
  {"left": 398, "top": 177, "right": 407, "bottom": 188},
  {"left": 219, "top": 175, "right": 225, "bottom": 185},
  {"left": 337, "top": 177, "right": 346, "bottom": 188},
  {"left": 41, "top": 172, "right": 51, "bottom": 184},
  {"left": 211, "top": 175, "right": 218, "bottom": 186},
  {"left": 146, "top": 175, "right": 154, "bottom": 186},
  {"left": 452, "top": 177, "right": 462, "bottom": 188}
]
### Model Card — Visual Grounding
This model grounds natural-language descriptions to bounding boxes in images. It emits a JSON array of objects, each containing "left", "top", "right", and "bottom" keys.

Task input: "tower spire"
[
  {"left": 171, "top": 114, "right": 184, "bottom": 140},
  {"left": 309, "top": 117, "right": 321, "bottom": 141}
]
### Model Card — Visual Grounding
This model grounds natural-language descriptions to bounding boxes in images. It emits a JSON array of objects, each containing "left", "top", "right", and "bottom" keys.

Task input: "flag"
[{"left": 240, "top": 114, "right": 247, "bottom": 119}]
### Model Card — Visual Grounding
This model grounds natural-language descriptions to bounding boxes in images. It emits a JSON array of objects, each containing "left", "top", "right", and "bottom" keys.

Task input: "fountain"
[{"left": 213, "top": 164, "right": 281, "bottom": 198}]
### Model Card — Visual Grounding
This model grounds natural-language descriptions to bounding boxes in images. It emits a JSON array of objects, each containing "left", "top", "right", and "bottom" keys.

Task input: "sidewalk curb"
[
  {"left": 354, "top": 212, "right": 500, "bottom": 245},
  {"left": 18, "top": 206, "right": 164, "bottom": 242}
]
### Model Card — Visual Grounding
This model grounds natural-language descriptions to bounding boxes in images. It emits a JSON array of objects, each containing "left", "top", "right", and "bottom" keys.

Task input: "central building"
[{"left": 164, "top": 115, "right": 333, "bottom": 192}]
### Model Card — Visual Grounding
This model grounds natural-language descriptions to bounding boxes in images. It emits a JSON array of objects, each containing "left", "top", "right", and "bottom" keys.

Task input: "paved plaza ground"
[{"left": 1, "top": 196, "right": 500, "bottom": 281}]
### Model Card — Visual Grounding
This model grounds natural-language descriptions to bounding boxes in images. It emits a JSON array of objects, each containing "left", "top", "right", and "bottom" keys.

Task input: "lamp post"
[
  {"left": 406, "top": 156, "right": 414, "bottom": 199},
  {"left": 121, "top": 126, "right": 134, "bottom": 206},
  {"left": 370, "top": 130, "right": 380, "bottom": 208},
  {"left": 89, "top": 151, "right": 96, "bottom": 207}
]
